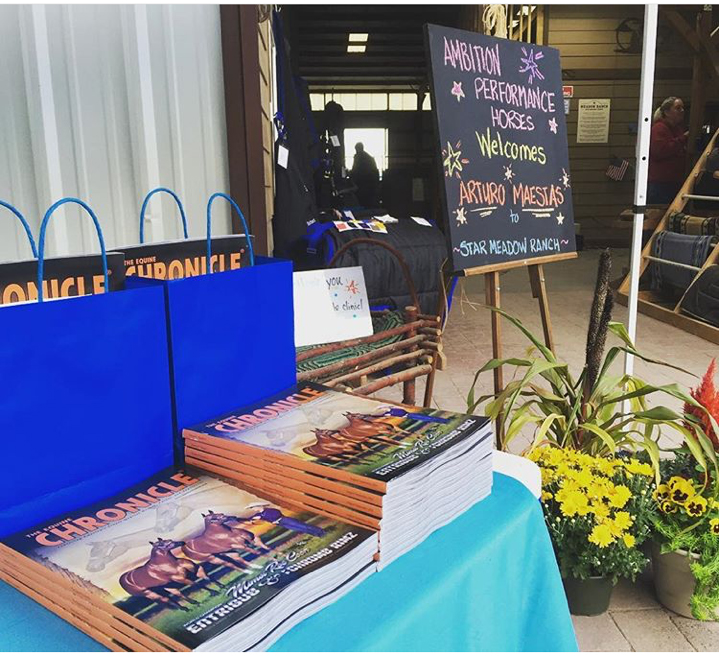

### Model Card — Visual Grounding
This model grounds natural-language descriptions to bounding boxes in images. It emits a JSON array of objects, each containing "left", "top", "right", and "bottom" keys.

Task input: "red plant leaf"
[{"left": 684, "top": 359, "right": 719, "bottom": 450}]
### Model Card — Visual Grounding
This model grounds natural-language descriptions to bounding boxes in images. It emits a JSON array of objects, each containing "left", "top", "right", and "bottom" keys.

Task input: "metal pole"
[
  {"left": 625, "top": 4, "right": 658, "bottom": 381},
  {"left": 644, "top": 255, "right": 702, "bottom": 272},
  {"left": 683, "top": 193, "right": 719, "bottom": 201}
]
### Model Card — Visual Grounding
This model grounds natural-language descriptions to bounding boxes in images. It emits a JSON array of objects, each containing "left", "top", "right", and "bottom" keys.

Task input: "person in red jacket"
[{"left": 647, "top": 96, "right": 688, "bottom": 204}]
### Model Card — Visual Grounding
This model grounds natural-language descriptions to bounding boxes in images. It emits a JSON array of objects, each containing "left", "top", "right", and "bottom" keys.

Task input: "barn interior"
[{"left": 279, "top": 4, "right": 715, "bottom": 248}]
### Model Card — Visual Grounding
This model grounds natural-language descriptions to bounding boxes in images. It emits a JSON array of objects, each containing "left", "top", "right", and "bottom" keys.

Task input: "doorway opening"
[{"left": 344, "top": 128, "right": 388, "bottom": 178}]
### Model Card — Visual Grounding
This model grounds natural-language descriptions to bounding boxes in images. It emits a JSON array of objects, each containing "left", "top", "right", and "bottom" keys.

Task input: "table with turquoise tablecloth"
[{"left": 0, "top": 473, "right": 577, "bottom": 652}]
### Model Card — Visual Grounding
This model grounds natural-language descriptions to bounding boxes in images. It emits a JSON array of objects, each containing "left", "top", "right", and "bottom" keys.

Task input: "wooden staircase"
[{"left": 616, "top": 128, "right": 719, "bottom": 344}]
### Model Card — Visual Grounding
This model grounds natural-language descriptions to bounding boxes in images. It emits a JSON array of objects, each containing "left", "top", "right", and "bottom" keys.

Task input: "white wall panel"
[{"left": 0, "top": 4, "right": 230, "bottom": 262}]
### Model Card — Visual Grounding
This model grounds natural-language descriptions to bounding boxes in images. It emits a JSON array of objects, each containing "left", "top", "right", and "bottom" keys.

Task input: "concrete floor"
[{"left": 385, "top": 248, "right": 718, "bottom": 652}]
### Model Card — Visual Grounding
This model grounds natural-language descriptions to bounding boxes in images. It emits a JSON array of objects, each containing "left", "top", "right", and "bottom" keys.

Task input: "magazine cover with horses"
[
  {"left": 183, "top": 382, "right": 491, "bottom": 484},
  {"left": 0, "top": 468, "right": 375, "bottom": 650}
]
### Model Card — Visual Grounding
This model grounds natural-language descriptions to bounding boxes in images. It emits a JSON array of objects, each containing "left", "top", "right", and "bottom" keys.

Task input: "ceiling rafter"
[{"left": 286, "top": 5, "right": 461, "bottom": 90}]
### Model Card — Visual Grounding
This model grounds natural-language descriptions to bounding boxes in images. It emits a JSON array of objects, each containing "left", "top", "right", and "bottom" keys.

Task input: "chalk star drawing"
[
  {"left": 455, "top": 207, "right": 468, "bottom": 225},
  {"left": 548, "top": 117, "right": 558, "bottom": 134},
  {"left": 556, "top": 212, "right": 565, "bottom": 225},
  {"left": 451, "top": 81, "right": 465, "bottom": 102},
  {"left": 442, "top": 141, "right": 469, "bottom": 179},
  {"left": 561, "top": 168, "right": 571, "bottom": 189},
  {"left": 346, "top": 279, "right": 359, "bottom": 294},
  {"left": 519, "top": 47, "right": 545, "bottom": 85},
  {"left": 503, "top": 164, "right": 515, "bottom": 182}
]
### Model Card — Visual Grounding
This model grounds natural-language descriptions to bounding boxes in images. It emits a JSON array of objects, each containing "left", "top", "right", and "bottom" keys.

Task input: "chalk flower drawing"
[
  {"left": 548, "top": 117, "right": 558, "bottom": 134},
  {"left": 561, "top": 168, "right": 571, "bottom": 189},
  {"left": 455, "top": 207, "right": 468, "bottom": 225},
  {"left": 442, "top": 141, "right": 469, "bottom": 179},
  {"left": 503, "top": 164, "right": 515, "bottom": 182},
  {"left": 451, "top": 81, "right": 465, "bottom": 102},
  {"left": 518, "top": 47, "right": 545, "bottom": 85},
  {"left": 556, "top": 212, "right": 565, "bottom": 225}
]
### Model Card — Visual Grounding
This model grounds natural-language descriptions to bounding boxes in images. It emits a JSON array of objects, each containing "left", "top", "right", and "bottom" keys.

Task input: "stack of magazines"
[
  {"left": 183, "top": 383, "right": 493, "bottom": 566},
  {"left": 0, "top": 469, "right": 376, "bottom": 651}
]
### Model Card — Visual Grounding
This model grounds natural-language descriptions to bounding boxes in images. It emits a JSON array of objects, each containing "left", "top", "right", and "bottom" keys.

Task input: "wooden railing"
[{"left": 506, "top": 5, "right": 545, "bottom": 44}]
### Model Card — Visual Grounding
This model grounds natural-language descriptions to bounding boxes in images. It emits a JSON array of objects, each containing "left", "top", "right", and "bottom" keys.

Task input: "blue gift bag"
[
  {"left": 0, "top": 199, "right": 174, "bottom": 536},
  {"left": 127, "top": 193, "right": 296, "bottom": 461}
]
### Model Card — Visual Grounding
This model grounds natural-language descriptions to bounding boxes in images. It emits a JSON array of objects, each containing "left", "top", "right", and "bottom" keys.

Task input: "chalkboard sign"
[{"left": 426, "top": 25, "right": 577, "bottom": 273}]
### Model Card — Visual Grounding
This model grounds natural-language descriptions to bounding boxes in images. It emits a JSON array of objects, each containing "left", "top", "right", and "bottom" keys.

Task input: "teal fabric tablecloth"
[{"left": 0, "top": 473, "right": 577, "bottom": 652}]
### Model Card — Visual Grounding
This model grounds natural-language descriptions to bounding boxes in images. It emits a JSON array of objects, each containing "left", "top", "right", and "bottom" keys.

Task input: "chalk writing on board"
[
  {"left": 426, "top": 24, "right": 577, "bottom": 271},
  {"left": 518, "top": 47, "right": 545, "bottom": 84},
  {"left": 451, "top": 81, "right": 465, "bottom": 102},
  {"left": 442, "top": 141, "right": 469, "bottom": 179}
]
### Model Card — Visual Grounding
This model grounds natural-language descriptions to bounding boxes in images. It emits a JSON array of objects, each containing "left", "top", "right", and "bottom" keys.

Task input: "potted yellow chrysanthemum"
[
  {"left": 652, "top": 452, "right": 719, "bottom": 620},
  {"left": 530, "top": 446, "right": 656, "bottom": 615}
]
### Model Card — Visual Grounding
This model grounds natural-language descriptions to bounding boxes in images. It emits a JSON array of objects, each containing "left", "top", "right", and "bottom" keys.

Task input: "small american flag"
[{"left": 605, "top": 157, "right": 630, "bottom": 181}]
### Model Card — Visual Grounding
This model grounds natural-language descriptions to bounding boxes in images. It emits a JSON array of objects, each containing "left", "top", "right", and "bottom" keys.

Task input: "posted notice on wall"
[
  {"left": 293, "top": 266, "right": 373, "bottom": 348},
  {"left": 577, "top": 99, "right": 611, "bottom": 143}
]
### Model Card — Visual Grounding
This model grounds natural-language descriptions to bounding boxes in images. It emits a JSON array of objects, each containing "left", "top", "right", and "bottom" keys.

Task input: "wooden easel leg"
[
  {"left": 485, "top": 271, "right": 503, "bottom": 446},
  {"left": 528, "top": 264, "right": 555, "bottom": 352}
]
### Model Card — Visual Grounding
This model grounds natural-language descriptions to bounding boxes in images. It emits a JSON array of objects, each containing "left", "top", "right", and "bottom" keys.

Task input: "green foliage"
[{"left": 653, "top": 454, "right": 719, "bottom": 620}]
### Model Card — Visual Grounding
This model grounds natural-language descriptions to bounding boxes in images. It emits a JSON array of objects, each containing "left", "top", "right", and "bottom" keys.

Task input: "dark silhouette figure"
[{"left": 350, "top": 143, "right": 380, "bottom": 208}]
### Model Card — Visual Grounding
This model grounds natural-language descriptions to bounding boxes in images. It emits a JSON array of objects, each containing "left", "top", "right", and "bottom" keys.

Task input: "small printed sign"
[
  {"left": 293, "top": 266, "right": 373, "bottom": 347},
  {"left": 411, "top": 216, "right": 432, "bottom": 227},
  {"left": 562, "top": 85, "right": 574, "bottom": 98},
  {"left": 277, "top": 144, "right": 289, "bottom": 168},
  {"left": 577, "top": 99, "right": 611, "bottom": 144},
  {"left": 373, "top": 214, "right": 399, "bottom": 224}
]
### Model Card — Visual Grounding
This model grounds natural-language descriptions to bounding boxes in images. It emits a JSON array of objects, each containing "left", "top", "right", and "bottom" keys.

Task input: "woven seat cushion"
[{"left": 296, "top": 310, "right": 406, "bottom": 375}]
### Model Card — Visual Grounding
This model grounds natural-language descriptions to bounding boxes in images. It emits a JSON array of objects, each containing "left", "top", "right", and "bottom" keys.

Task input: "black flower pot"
[{"left": 562, "top": 575, "right": 615, "bottom": 616}]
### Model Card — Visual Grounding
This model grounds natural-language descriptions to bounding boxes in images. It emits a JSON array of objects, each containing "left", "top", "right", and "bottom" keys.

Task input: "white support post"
[
  {"left": 19, "top": 5, "right": 70, "bottom": 255},
  {"left": 625, "top": 4, "right": 658, "bottom": 382}
]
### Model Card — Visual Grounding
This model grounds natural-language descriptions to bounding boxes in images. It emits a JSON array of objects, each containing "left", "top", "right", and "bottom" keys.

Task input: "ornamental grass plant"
[
  {"left": 466, "top": 251, "right": 719, "bottom": 479},
  {"left": 530, "top": 446, "right": 656, "bottom": 582}
]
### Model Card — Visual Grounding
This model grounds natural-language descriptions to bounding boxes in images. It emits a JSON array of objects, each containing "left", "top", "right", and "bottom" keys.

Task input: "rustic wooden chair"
[{"left": 295, "top": 238, "right": 444, "bottom": 406}]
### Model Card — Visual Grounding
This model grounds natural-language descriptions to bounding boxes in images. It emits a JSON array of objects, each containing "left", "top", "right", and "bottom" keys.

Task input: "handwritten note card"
[
  {"left": 293, "top": 266, "right": 373, "bottom": 348},
  {"left": 425, "top": 25, "right": 576, "bottom": 272}
]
